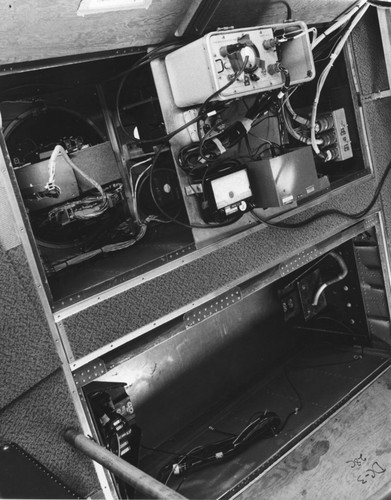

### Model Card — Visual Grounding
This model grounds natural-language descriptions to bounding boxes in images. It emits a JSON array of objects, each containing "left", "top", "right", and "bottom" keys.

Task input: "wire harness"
[{"left": 158, "top": 411, "right": 282, "bottom": 483}]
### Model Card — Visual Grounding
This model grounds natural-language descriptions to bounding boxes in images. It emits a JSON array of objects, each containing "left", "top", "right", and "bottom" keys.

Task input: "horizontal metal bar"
[
  {"left": 360, "top": 89, "right": 391, "bottom": 103},
  {"left": 64, "top": 429, "right": 187, "bottom": 500}
]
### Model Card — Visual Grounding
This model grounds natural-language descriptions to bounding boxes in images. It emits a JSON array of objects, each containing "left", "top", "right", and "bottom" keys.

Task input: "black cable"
[
  {"left": 197, "top": 56, "right": 250, "bottom": 147},
  {"left": 137, "top": 166, "right": 182, "bottom": 221},
  {"left": 313, "top": 24, "right": 348, "bottom": 63},
  {"left": 246, "top": 136, "right": 282, "bottom": 161},
  {"left": 139, "top": 113, "right": 205, "bottom": 146},
  {"left": 176, "top": 477, "right": 186, "bottom": 493},
  {"left": 111, "top": 42, "right": 183, "bottom": 83},
  {"left": 114, "top": 43, "right": 184, "bottom": 141},
  {"left": 273, "top": 0, "right": 293, "bottom": 20},
  {"left": 252, "top": 112, "right": 278, "bottom": 129},
  {"left": 198, "top": 91, "right": 276, "bottom": 163},
  {"left": 122, "top": 96, "right": 158, "bottom": 112},
  {"left": 119, "top": 99, "right": 205, "bottom": 148},
  {"left": 314, "top": 316, "right": 359, "bottom": 336},
  {"left": 291, "top": 358, "right": 362, "bottom": 368},
  {"left": 141, "top": 444, "right": 207, "bottom": 461},
  {"left": 198, "top": 125, "right": 220, "bottom": 163},
  {"left": 148, "top": 144, "right": 244, "bottom": 229},
  {"left": 250, "top": 158, "right": 391, "bottom": 229},
  {"left": 150, "top": 366, "right": 301, "bottom": 482},
  {"left": 178, "top": 143, "right": 205, "bottom": 173},
  {"left": 278, "top": 366, "right": 303, "bottom": 433},
  {"left": 279, "top": 65, "right": 291, "bottom": 96},
  {"left": 158, "top": 411, "right": 281, "bottom": 482}
]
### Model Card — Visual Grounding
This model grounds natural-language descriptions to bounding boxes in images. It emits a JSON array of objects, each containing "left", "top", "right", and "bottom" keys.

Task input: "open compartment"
[
  {"left": 0, "top": 54, "right": 194, "bottom": 309},
  {"left": 80, "top": 215, "right": 391, "bottom": 499},
  {"left": 0, "top": 6, "right": 375, "bottom": 311},
  {"left": 151, "top": 10, "right": 373, "bottom": 248},
  {"left": 152, "top": 3, "right": 377, "bottom": 249}
]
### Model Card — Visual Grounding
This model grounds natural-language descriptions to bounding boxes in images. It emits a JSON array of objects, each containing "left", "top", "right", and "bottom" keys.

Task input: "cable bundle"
[{"left": 159, "top": 411, "right": 281, "bottom": 483}]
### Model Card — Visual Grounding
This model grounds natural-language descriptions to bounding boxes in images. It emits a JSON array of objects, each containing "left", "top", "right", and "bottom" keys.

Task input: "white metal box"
[{"left": 165, "top": 22, "right": 315, "bottom": 107}]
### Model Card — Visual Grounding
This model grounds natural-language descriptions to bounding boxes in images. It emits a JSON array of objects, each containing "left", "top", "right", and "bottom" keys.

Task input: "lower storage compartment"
[
  {"left": 140, "top": 346, "right": 388, "bottom": 499},
  {"left": 80, "top": 216, "right": 391, "bottom": 499}
]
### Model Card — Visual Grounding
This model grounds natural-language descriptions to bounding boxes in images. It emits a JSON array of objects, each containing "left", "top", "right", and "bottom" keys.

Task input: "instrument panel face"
[
  {"left": 165, "top": 22, "right": 315, "bottom": 107},
  {"left": 208, "top": 28, "right": 282, "bottom": 98}
]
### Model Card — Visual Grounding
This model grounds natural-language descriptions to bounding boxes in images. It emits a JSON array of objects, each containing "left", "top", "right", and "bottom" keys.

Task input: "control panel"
[
  {"left": 208, "top": 28, "right": 283, "bottom": 96},
  {"left": 165, "top": 22, "right": 315, "bottom": 107}
]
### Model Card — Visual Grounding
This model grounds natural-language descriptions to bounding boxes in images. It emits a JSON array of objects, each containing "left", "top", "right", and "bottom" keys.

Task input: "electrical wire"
[
  {"left": 138, "top": 165, "right": 183, "bottom": 222},
  {"left": 133, "top": 162, "right": 152, "bottom": 224},
  {"left": 197, "top": 56, "right": 250, "bottom": 146},
  {"left": 278, "top": 366, "right": 303, "bottom": 433},
  {"left": 197, "top": 91, "right": 276, "bottom": 163},
  {"left": 135, "top": 69, "right": 272, "bottom": 230},
  {"left": 313, "top": 22, "right": 350, "bottom": 63},
  {"left": 114, "top": 42, "right": 184, "bottom": 141},
  {"left": 44, "top": 145, "right": 109, "bottom": 220},
  {"left": 122, "top": 96, "right": 158, "bottom": 112},
  {"left": 107, "top": 42, "right": 183, "bottom": 85},
  {"left": 125, "top": 7, "right": 375, "bottom": 231},
  {"left": 159, "top": 412, "right": 281, "bottom": 483},
  {"left": 283, "top": 1, "right": 369, "bottom": 159},
  {"left": 310, "top": 3, "right": 369, "bottom": 159},
  {"left": 311, "top": 0, "right": 368, "bottom": 50},
  {"left": 156, "top": 365, "right": 303, "bottom": 484},
  {"left": 245, "top": 134, "right": 282, "bottom": 161},
  {"left": 313, "top": 316, "right": 360, "bottom": 337},
  {"left": 43, "top": 150, "right": 155, "bottom": 271},
  {"left": 281, "top": 104, "right": 324, "bottom": 147},
  {"left": 272, "top": 0, "right": 293, "bottom": 21},
  {"left": 281, "top": 2, "right": 369, "bottom": 159},
  {"left": 50, "top": 224, "right": 148, "bottom": 272},
  {"left": 137, "top": 113, "right": 206, "bottom": 146},
  {"left": 284, "top": 96, "right": 310, "bottom": 127},
  {"left": 148, "top": 144, "right": 245, "bottom": 229}
]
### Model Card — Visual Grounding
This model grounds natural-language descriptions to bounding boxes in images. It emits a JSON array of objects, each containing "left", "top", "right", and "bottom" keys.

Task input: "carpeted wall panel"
[
  {"left": 350, "top": 7, "right": 389, "bottom": 96},
  {"left": 63, "top": 179, "right": 376, "bottom": 362},
  {"left": 0, "top": 244, "right": 61, "bottom": 409},
  {"left": 0, "top": 369, "right": 100, "bottom": 497},
  {"left": 363, "top": 98, "right": 391, "bottom": 233},
  {"left": 349, "top": 9, "right": 391, "bottom": 255}
]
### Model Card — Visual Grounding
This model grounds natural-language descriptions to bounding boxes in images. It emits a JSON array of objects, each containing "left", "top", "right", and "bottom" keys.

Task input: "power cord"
[
  {"left": 154, "top": 365, "right": 303, "bottom": 485},
  {"left": 157, "top": 411, "right": 282, "bottom": 483},
  {"left": 250, "top": 158, "right": 391, "bottom": 229},
  {"left": 148, "top": 144, "right": 244, "bottom": 229}
]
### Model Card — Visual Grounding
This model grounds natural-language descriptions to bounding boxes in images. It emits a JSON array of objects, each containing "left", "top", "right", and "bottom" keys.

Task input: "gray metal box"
[{"left": 247, "top": 146, "right": 328, "bottom": 208}]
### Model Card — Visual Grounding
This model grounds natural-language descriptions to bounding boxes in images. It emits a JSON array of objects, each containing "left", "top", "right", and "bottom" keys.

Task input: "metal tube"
[{"left": 64, "top": 428, "right": 187, "bottom": 500}]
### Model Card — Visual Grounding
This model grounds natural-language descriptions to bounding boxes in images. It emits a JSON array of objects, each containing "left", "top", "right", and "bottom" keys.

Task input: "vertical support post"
[{"left": 378, "top": 8, "right": 391, "bottom": 88}]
